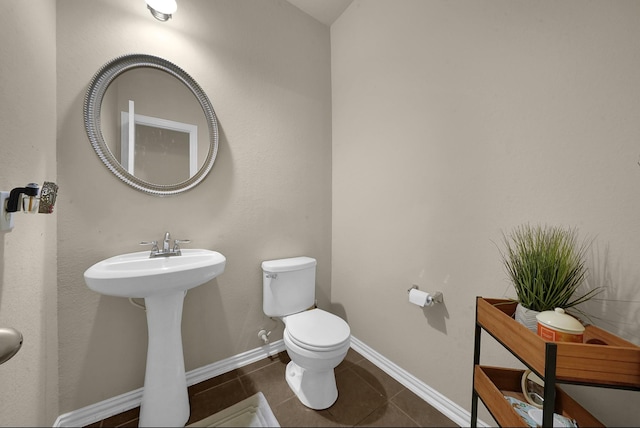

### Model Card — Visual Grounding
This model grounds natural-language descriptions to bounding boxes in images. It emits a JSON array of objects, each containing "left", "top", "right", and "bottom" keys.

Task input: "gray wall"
[
  {"left": 56, "top": 0, "right": 332, "bottom": 414},
  {"left": 1, "top": 1, "right": 639, "bottom": 425},
  {"left": 0, "top": 1, "right": 58, "bottom": 426},
  {"left": 331, "top": 1, "right": 640, "bottom": 426}
]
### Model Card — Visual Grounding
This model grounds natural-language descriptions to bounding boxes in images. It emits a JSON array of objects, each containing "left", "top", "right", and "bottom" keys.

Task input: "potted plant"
[{"left": 499, "top": 224, "right": 600, "bottom": 331}]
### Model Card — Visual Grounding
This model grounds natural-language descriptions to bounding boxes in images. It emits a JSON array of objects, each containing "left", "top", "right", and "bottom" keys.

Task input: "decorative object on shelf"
[
  {"left": 498, "top": 224, "right": 600, "bottom": 331},
  {"left": 472, "top": 297, "right": 639, "bottom": 428},
  {"left": 521, "top": 369, "right": 544, "bottom": 408},
  {"left": 504, "top": 396, "right": 577, "bottom": 428},
  {"left": 514, "top": 303, "right": 540, "bottom": 332},
  {"left": 536, "top": 308, "right": 585, "bottom": 342}
]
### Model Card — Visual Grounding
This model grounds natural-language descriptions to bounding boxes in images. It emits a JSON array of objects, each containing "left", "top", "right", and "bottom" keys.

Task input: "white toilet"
[{"left": 262, "top": 256, "right": 351, "bottom": 410}]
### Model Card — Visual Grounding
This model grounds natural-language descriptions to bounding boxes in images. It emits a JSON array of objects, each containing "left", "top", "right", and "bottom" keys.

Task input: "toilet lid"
[{"left": 286, "top": 309, "right": 350, "bottom": 350}]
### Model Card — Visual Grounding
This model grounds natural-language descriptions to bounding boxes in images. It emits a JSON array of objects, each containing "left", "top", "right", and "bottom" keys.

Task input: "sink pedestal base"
[{"left": 139, "top": 291, "right": 189, "bottom": 427}]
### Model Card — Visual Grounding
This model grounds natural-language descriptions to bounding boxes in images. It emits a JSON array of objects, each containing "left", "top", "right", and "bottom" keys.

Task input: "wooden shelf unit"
[{"left": 471, "top": 297, "right": 640, "bottom": 427}]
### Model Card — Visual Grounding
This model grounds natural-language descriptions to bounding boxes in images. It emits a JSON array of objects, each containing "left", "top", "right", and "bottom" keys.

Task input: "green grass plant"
[{"left": 500, "top": 224, "right": 600, "bottom": 312}]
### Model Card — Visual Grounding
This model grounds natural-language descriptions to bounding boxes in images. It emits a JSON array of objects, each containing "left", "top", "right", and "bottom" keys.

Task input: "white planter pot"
[{"left": 514, "top": 303, "right": 540, "bottom": 333}]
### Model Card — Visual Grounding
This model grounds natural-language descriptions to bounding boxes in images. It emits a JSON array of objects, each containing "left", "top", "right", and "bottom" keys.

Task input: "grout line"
[
  {"left": 386, "top": 386, "right": 406, "bottom": 401},
  {"left": 191, "top": 376, "right": 241, "bottom": 398},
  {"left": 237, "top": 376, "right": 251, "bottom": 401},
  {"left": 329, "top": 364, "right": 403, "bottom": 427},
  {"left": 348, "top": 357, "right": 407, "bottom": 402},
  {"left": 387, "top": 399, "right": 422, "bottom": 428},
  {"left": 350, "top": 337, "right": 474, "bottom": 427},
  {"left": 237, "top": 352, "right": 283, "bottom": 377},
  {"left": 81, "top": 343, "right": 461, "bottom": 428},
  {"left": 115, "top": 418, "right": 138, "bottom": 428}
]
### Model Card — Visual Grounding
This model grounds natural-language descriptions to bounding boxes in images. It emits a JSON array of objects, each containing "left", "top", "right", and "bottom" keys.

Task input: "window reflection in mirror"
[
  {"left": 133, "top": 123, "right": 193, "bottom": 184},
  {"left": 121, "top": 104, "right": 198, "bottom": 185},
  {"left": 101, "top": 67, "right": 209, "bottom": 184}
]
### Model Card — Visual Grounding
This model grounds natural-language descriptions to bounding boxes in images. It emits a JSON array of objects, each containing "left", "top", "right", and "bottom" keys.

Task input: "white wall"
[
  {"left": 331, "top": 1, "right": 640, "bottom": 426},
  {"left": 56, "top": 0, "right": 331, "bottom": 413},
  {"left": 0, "top": 1, "right": 58, "bottom": 425}
]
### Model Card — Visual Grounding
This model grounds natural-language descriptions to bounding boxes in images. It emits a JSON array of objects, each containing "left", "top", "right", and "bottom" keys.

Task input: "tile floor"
[{"left": 87, "top": 349, "right": 458, "bottom": 427}]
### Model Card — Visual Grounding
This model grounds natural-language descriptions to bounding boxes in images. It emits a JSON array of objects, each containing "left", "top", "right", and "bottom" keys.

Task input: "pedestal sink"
[{"left": 84, "top": 249, "right": 226, "bottom": 427}]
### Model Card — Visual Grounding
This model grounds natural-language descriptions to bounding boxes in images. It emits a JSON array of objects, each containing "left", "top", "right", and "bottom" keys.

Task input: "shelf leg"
[
  {"left": 471, "top": 308, "right": 482, "bottom": 428},
  {"left": 543, "top": 343, "right": 557, "bottom": 428}
]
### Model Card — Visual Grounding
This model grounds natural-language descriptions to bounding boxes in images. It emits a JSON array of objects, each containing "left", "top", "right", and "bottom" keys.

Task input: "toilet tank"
[{"left": 262, "top": 256, "right": 316, "bottom": 317}]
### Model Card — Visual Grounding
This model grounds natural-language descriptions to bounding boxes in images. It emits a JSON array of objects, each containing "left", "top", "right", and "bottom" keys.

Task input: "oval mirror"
[{"left": 84, "top": 54, "right": 219, "bottom": 196}]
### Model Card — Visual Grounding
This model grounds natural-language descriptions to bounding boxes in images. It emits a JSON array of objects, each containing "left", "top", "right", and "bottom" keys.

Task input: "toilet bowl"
[
  {"left": 262, "top": 257, "right": 351, "bottom": 410},
  {"left": 282, "top": 309, "right": 350, "bottom": 409}
]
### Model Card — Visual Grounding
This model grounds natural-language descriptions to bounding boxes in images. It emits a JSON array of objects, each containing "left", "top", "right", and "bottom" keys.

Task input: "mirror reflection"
[
  {"left": 84, "top": 54, "right": 219, "bottom": 196},
  {"left": 101, "top": 68, "right": 208, "bottom": 186}
]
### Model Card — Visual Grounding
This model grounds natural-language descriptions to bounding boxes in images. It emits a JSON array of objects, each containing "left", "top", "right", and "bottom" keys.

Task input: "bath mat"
[{"left": 187, "top": 392, "right": 280, "bottom": 427}]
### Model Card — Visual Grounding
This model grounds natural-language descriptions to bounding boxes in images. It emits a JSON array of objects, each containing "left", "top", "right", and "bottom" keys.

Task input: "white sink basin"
[
  {"left": 83, "top": 248, "right": 226, "bottom": 426},
  {"left": 84, "top": 249, "right": 226, "bottom": 298}
]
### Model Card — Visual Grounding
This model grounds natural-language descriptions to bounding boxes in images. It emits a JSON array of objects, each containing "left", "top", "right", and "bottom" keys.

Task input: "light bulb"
[{"left": 146, "top": 0, "right": 177, "bottom": 21}]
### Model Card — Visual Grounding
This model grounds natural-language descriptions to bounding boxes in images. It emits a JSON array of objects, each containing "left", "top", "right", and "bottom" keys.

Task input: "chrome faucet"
[
  {"left": 163, "top": 232, "right": 171, "bottom": 253},
  {"left": 140, "top": 232, "right": 190, "bottom": 257}
]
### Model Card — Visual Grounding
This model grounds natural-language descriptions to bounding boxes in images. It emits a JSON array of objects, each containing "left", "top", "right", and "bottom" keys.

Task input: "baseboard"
[
  {"left": 54, "top": 337, "right": 486, "bottom": 427},
  {"left": 185, "top": 340, "right": 286, "bottom": 387},
  {"left": 349, "top": 336, "right": 488, "bottom": 427},
  {"left": 53, "top": 341, "right": 286, "bottom": 427}
]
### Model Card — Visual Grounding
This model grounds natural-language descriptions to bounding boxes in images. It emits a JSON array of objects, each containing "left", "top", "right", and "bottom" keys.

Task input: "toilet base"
[{"left": 285, "top": 361, "right": 338, "bottom": 410}]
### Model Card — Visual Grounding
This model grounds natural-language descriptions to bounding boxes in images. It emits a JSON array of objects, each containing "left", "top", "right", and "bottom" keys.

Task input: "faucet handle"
[
  {"left": 140, "top": 240, "right": 159, "bottom": 251},
  {"left": 173, "top": 239, "right": 191, "bottom": 252}
]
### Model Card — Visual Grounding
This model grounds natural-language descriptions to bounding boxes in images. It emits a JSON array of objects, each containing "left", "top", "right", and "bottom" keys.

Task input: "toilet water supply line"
[
  {"left": 258, "top": 317, "right": 279, "bottom": 344},
  {"left": 258, "top": 301, "right": 317, "bottom": 344},
  {"left": 258, "top": 329, "right": 270, "bottom": 344}
]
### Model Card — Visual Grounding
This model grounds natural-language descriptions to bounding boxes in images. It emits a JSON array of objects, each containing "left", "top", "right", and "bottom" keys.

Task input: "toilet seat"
[{"left": 284, "top": 309, "right": 350, "bottom": 352}]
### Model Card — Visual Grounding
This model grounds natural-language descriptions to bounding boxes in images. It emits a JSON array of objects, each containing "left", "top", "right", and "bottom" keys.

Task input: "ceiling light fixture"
[{"left": 146, "top": 0, "right": 177, "bottom": 22}]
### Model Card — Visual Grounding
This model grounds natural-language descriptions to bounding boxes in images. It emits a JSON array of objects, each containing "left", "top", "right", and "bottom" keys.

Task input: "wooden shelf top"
[{"left": 476, "top": 297, "right": 640, "bottom": 389}]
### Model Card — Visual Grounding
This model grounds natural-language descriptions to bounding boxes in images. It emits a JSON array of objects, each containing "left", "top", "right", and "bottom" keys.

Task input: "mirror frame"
[{"left": 83, "top": 54, "right": 219, "bottom": 196}]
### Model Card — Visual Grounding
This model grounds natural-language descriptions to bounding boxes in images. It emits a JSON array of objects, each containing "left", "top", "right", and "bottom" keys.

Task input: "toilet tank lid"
[{"left": 262, "top": 256, "right": 316, "bottom": 273}]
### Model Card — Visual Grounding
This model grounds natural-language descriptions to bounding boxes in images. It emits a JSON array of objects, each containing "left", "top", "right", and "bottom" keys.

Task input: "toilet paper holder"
[{"left": 407, "top": 285, "right": 443, "bottom": 304}]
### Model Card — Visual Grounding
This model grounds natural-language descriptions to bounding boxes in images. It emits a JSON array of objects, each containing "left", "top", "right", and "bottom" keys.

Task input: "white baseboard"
[
  {"left": 349, "top": 336, "right": 488, "bottom": 427},
  {"left": 54, "top": 337, "right": 486, "bottom": 427},
  {"left": 53, "top": 341, "right": 286, "bottom": 427}
]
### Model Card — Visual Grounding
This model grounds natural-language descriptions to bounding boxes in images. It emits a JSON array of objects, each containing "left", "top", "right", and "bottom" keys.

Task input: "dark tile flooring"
[{"left": 87, "top": 348, "right": 458, "bottom": 427}]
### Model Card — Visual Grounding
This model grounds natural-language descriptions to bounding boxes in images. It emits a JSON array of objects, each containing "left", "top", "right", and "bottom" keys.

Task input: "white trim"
[
  {"left": 54, "top": 337, "right": 487, "bottom": 427},
  {"left": 350, "top": 336, "right": 489, "bottom": 427},
  {"left": 186, "top": 341, "right": 285, "bottom": 387},
  {"left": 53, "top": 341, "right": 286, "bottom": 427}
]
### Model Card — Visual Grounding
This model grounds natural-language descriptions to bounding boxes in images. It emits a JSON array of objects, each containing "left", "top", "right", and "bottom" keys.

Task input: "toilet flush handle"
[{"left": 266, "top": 273, "right": 278, "bottom": 279}]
